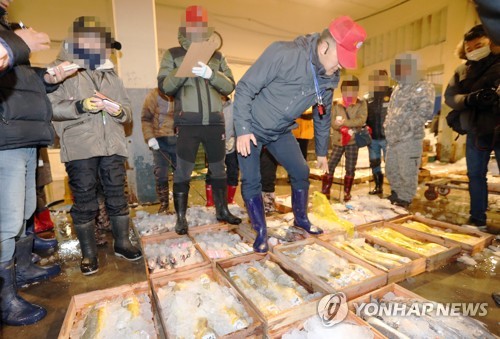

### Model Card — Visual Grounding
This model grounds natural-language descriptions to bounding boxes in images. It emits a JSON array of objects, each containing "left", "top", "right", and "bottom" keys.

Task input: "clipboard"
[{"left": 175, "top": 34, "right": 220, "bottom": 77}]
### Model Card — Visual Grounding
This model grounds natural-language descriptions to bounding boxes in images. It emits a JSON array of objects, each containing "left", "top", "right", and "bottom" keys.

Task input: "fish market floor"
[{"left": 1, "top": 174, "right": 499, "bottom": 338}]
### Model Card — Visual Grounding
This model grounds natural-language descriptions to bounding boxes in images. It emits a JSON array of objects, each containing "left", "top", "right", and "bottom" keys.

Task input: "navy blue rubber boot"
[
  {"left": 292, "top": 188, "right": 323, "bottom": 235},
  {"left": 15, "top": 235, "right": 61, "bottom": 287},
  {"left": 244, "top": 195, "right": 269, "bottom": 253},
  {"left": 0, "top": 259, "right": 47, "bottom": 326}
]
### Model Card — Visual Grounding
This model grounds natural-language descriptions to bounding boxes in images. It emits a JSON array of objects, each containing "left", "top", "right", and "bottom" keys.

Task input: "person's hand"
[
  {"left": 237, "top": 133, "right": 257, "bottom": 157},
  {"left": 14, "top": 28, "right": 50, "bottom": 53},
  {"left": 465, "top": 88, "right": 498, "bottom": 108},
  {"left": 103, "top": 102, "right": 122, "bottom": 117},
  {"left": 0, "top": 44, "right": 9, "bottom": 71},
  {"left": 43, "top": 61, "right": 78, "bottom": 84},
  {"left": 82, "top": 97, "right": 104, "bottom": 113},
  {"left": 334, "top": 116, "right": 345, "bottom": 126},
  {"left": 192, "top": 61, "right": 213, "bottom": 79},
  {"left": 148, "top": 138, "right": 160, "bottom": 150},
  {"left": 317, "top": 156, "right": 328, "bottom": 173}
]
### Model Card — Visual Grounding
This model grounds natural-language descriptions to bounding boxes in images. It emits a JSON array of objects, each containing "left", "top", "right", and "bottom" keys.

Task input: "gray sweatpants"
[{"left": 385, "top": 139, "right": 423, "bottom": 202}]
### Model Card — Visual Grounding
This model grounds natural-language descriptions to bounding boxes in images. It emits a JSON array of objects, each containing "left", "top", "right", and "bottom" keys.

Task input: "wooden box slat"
[
  {"left": 389, "top": 215, "right": 494, "bottom": 254},
  {"left": 141, "top": 231, "right": 212, "bottom": 281},
  {"left": 273, "top": 238, "right": 388, "bottom": 300},
  {"left": 357, "top": 221, "right": 461, "bottom": 271},
  {"left": 150, "top": 265, "right": 264, "bottom": 338},
  {"left": 58, "top": 281, "right": 159, "bottom": 339},
  {"left": 216, "top": 252, "right": 325, "bottom": 334}
]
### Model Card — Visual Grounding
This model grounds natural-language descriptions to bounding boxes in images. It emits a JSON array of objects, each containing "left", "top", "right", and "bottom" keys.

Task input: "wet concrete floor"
[{"left": 1, "top": 170, "right": 499, "bottom": 338}]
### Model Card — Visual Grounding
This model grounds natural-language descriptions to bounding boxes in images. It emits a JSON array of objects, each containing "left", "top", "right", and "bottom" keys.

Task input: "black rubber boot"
[
  {"left": 213, "top": 186, "right": 242, "bottom": 225},
  {"left": 156, "top": 183, "right": 170, "bottom": 214},
  {"left": 74, "top": 221, "right": 99, "bottom": 275},
  {"left": 174, "top": 191, "right": 189, "bottom": 235},
  {"left": 244, "top": 195, "right": 269, "bottom": 253},
  {"left": 110, "top": 215, "right": 142, "bottom": 261},
  {"left": 369, "top": 172, "right": 384, "bottom": 195},
  {"left": 0, "top": 259, "right": 46, "bottom": 326},
  {"left": 15, "top": 235, "right": 61, "bottom": 287}
]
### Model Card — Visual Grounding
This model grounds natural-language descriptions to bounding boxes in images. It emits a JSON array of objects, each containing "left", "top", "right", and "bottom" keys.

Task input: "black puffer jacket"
[
  {"left": 0, "top": 22, "right": 57, "bottom": 151},
  {"left": 444, "top": 53, "right": 500, "bottom": 137},
  {"left": 365, "top": 88, "right": 392, "bottom": 140}
]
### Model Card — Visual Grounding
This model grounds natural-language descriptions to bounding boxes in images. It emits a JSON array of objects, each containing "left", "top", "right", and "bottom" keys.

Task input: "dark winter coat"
[
  {"left": 157, "top": 31, "right": 235, "bottom": 127},
  {"left": 0, "top": 22, "right": 57, "bottom": 151},
  {"left": 233, "top": 33, "right": 339, "bottom": 157}
]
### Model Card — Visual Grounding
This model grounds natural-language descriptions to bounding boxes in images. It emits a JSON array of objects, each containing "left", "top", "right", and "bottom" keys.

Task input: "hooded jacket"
[
  {"left": 444, "top": 53, "right": 500, "bottom": 137},
  {"left": 157, "top": 31, "right": 235, "bottom": 127},
  {"left": 0, "top": 22, "right": 58, "bottom": 151},
  {"left": 233, "top": 33, "right": 339, "bottom": 157},
  {"left": 48, "top": 44, "right": 132, "bottom": 163}
]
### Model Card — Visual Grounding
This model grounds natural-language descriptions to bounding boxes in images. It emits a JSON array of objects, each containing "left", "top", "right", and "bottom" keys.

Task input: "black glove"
[{"left": 465, "top": 88, "right": 498, "bottom": 108}]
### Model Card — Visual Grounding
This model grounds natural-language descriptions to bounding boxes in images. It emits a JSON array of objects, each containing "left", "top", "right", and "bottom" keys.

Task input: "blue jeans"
[
  {"left": 466, "top": 132, "right": 500, "bottom": 224},
  {"left": 238, "top": 132, "right": 309, "bottom": 200},
  {"left": 153, "top": 136, "right": 177, "bottom": 186},
  {"left": 368, "top": 138, "right": 387, "bottom": 174},
  {"left": 0, "top": 147, "right": 37, "bottom": 262}
]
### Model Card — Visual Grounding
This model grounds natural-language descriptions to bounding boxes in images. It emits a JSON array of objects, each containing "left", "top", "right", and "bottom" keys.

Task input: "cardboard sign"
[{"left": 175, "top": 34, "right": 220, "bottom": 78}]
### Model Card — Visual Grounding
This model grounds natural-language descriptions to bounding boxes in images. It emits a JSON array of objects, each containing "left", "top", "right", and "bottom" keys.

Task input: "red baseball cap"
[
  {"left": 329, "top": 16, "right": 367, "bottom": 69},
  {"left": 184, "top": 5, "right": 208, "bottom": 25}
]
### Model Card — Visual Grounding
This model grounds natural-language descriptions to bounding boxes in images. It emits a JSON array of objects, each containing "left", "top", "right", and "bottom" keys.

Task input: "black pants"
[
  {"left": 260, "top": 147, "right": 278, "bottom": 193},
  {"left": 65, "top": 155, "right": 128, "bottom": 225},
  {"left": 174, "top": 125, "right": 226, "bottom": 192}
]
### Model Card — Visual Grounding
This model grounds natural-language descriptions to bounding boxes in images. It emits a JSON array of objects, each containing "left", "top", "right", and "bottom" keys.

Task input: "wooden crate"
[
  {"left": 268, "top": 311, "right": 385, "bottom": 339},
  {"left": 323, "top": 235, "right": 426, "bottom": 284},
  {"left": 389, "top": 215, "right": 494, "bottom": 255},
  {"left": 348, "top": 283, "right": 425, "bottom": 311},
  {"left": 141, "top": 231, "right": 211, "bottom": 280},
  {"left": 273, "top": 238, "right": 387, "bottom": 300},
  {"left": 59, "top": 281, "right": 159, "bottom": 339},
  {"left": 216, "top": 252, "right": 325, "bottom": 334},
  {"left": 357, "top": 221, "right": 461, "bottom": 271},
  {"left": 188, "top": 223, "right": 255, "bottom": 262},
  {"left": 150, "top": 265, "right": 264, "bottom": 339},
  {"left": 275, "top": 195, "right": 292, "bottom": 214}
]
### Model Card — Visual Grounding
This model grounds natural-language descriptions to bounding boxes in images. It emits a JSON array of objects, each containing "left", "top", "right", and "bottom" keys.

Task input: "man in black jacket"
[
  {"left": 366, "top": 69, "right": 392, "bottom": 195},
  {"left": 0, "top": 0, "right": 76, "bottom": 326}
]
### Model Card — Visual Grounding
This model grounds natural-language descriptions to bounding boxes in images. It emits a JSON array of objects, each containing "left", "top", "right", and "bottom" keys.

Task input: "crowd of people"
[{"left": 0, "top": 0, "right": 498, "bottom": 328}]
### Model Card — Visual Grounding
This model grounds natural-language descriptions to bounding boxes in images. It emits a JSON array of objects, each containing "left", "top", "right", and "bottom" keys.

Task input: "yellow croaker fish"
[
  {"left": 224, "top": 307, "right": 249, "bottom": 330},
  {"left": 124, "top": 295, "right": 140, "bottom": 318},
  {"left": 337, "top": 241, "right": 411, "bottom": 271},
  {"left": 194, "top": 317, "right": 216, "bottom": 339},
  {"left": 403, "top": 221, "right": 478, "bottom": 245},
  {"left": 81, "top": 303, "right": 107, "bottom": 339},
  {"left": 366, "top": 228, "right": 447, "bottom": 256}
]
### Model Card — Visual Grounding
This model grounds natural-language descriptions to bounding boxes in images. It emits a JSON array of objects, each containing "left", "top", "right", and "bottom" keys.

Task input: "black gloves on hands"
[{"left": 465, "top": 88, "right": 498, "bottom": 108}]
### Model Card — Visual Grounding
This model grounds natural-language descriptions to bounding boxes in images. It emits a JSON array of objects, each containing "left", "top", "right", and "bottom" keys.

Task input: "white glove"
[
  {"left": 192, "top": 61, "right": 213, "bottom": 79},
  {"left": 148, "top": 138, "right": 160, "bottom": 150}
]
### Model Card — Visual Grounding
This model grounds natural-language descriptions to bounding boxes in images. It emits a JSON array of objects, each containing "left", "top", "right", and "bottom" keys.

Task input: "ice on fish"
[{"left": 156, "top": 274, "right": 253, "bottom": 338}]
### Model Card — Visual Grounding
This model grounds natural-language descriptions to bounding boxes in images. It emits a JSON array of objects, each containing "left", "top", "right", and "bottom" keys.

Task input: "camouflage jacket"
[{"left": 384, "top": 81, "right": 434, "bottom": 144}]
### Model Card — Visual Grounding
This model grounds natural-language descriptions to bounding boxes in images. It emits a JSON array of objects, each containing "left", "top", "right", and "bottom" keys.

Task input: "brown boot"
[
  {"left": 321, "top": 174, "right": 334, "bottom": 199},
  {"left": 343, "top": 176, "right": 354, "bottom": 202},
  {"left": 156, "top": 183, "right": 170, "bottom": 214}
]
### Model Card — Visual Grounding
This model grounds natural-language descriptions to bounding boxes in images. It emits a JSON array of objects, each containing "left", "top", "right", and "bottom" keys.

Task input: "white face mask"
[{"left": 465, "top": 45, "right": 491, "bottom": 61}]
